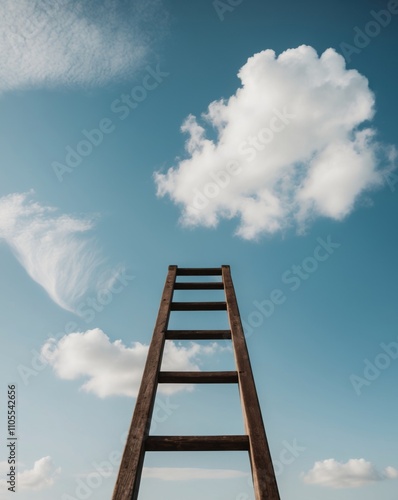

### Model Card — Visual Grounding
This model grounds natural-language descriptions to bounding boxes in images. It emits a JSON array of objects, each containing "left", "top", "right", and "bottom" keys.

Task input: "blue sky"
[{"left": 0, "top": 0, "right": 397, "bottom": 499}]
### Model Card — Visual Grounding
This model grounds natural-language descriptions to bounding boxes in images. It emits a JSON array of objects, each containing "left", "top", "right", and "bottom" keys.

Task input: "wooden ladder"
[{"left": 112, "top": 265, "right": 281, "bottom": 500}]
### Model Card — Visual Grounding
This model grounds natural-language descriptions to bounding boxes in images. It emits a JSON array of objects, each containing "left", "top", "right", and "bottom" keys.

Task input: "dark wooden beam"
[
  {"left": 170, "top": 301, "right": 227, "bottom": 311},
  {"left": 145, "top": 435, "right": 249, "bottom": 452},
  {"left": 158, "top": 371, "right": 238, "bottom": 384},
  {"left": 174, "top": 282, "right": 224, "bottom": 290},
  {"left": 165, "top": 329, "right": 231, "bottom": 340},
  {"left": 176, "top": 267, "right": 222, "bottom": 276}
]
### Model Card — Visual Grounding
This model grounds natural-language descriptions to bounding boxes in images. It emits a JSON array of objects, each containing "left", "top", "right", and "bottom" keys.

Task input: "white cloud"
[
  {"left": 155, "top": 45, "right": 396, "bottom": 240},
  {"left": 0, "top": 192, "right": 122, "bottom": 313},
  {"left": 302, "top": 458, "right": 398, "bottom": 489},
  {"left": 0, "top": 456, "right": 60, "bottom": 491},
  {"left": 384, "top": 466, "right": 398, "bottom": 479},
  {"left": 142, "top": 467, "right": 249, "bottom": 481},
  {"left": 41, "top": 328, "right": 222, "bottom": 398},
  {"left": 0, "top": 0, "right": 165, "bottom": 93}
]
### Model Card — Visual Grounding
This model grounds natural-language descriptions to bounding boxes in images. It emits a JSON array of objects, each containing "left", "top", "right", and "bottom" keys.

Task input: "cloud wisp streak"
[
  {"left": 0, "top": 192, "right": 121, "bottom": 313},
  {"left": 0, "top": 0, "right": 166, "bottom": 93}
]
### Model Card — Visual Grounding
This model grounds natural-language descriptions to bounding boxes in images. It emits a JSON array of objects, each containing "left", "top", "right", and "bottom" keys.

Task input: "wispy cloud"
[
  {"left": 142, "top": 467, "right": 249, "bottom": 481},
  {"left": 0, "top": 0, "right": 166, "bottom": 93},
  {"left": 0, "top": 456, "right": 60, "bottom": 491},
  {"left": 155, "top": 45, "right": 396, "bottom": 240},
  {"left": 41, "top": 328, "right": 223, "bottom": 398},
  {"left": 0, "top": 192, "right": 122, "bottom": 313},
  {"left": 302, "top": 458, "right": 398, "bottom": 489}
]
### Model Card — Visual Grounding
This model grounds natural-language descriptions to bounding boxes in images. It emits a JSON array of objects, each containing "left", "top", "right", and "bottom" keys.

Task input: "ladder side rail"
[
  {"left": 222, "top": 265, "right": 281, "bottom": 500},
  {"left": 112, "top": 265, "right": 178, "bottom": 500}
]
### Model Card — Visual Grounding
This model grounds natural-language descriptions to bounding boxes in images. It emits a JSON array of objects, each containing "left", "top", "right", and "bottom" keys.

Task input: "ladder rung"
[
  {"left": 165, "top": 330, "right": 231, "bottom": 340},
  {"left": 176, "top": 268, "right": 222, "bottom": 276},
  {"left": 174, "top": 282, "right": 224, "bottom": 290},
  {"left": 145, "top": 435, "right": 249, "bottom": 452},
  {"left": 171, "top": 301, "right": 227, "bottom": 311},
  {"left": 158, "top": 371, "right": 238, "bottom": 384}
]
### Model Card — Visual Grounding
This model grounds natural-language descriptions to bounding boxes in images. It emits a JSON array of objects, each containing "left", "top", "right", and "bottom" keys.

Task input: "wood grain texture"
[
  {"left": 158, "top": 371, "right": 238, "bottom": 384},
  {"left": 222, "top": 265, "right": 281, "bottom": 500},
  {"left": 113, "top": 265, "right": 280, "bottom": 500},
  {"left": 112, "top": 266, "right": 177, "bottom": 500},
  {"left": 145, "top": 435, "right": 250, "bottom": 452}
]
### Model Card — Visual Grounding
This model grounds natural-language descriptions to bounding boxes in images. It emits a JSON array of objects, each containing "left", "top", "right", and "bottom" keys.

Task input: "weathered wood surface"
[
  {"left": 222, "top": 265, "right": 281, "bottom": 500},
  {"left": 145, "top": 435, "right": 250, "bottom": 452},
  {"left": 112, "top": 266, "right": 177, "bottom": 500},
  {"left": 165, "top": 329, "right": 231, "bottom": 340},
  {"left": 158, "top": 371, "right": 238, "bottom": 384},
  {"left": 176, "top": 267, "right": 222, "bottom": 276},
  {"left": 113, "top": 265, "right": 281, "bottom": 500}
]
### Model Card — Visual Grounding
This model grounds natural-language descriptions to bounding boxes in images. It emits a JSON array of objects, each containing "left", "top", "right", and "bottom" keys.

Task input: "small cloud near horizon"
[{"left": 302, "top": 458, "right": 398, "bottom": 489}]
